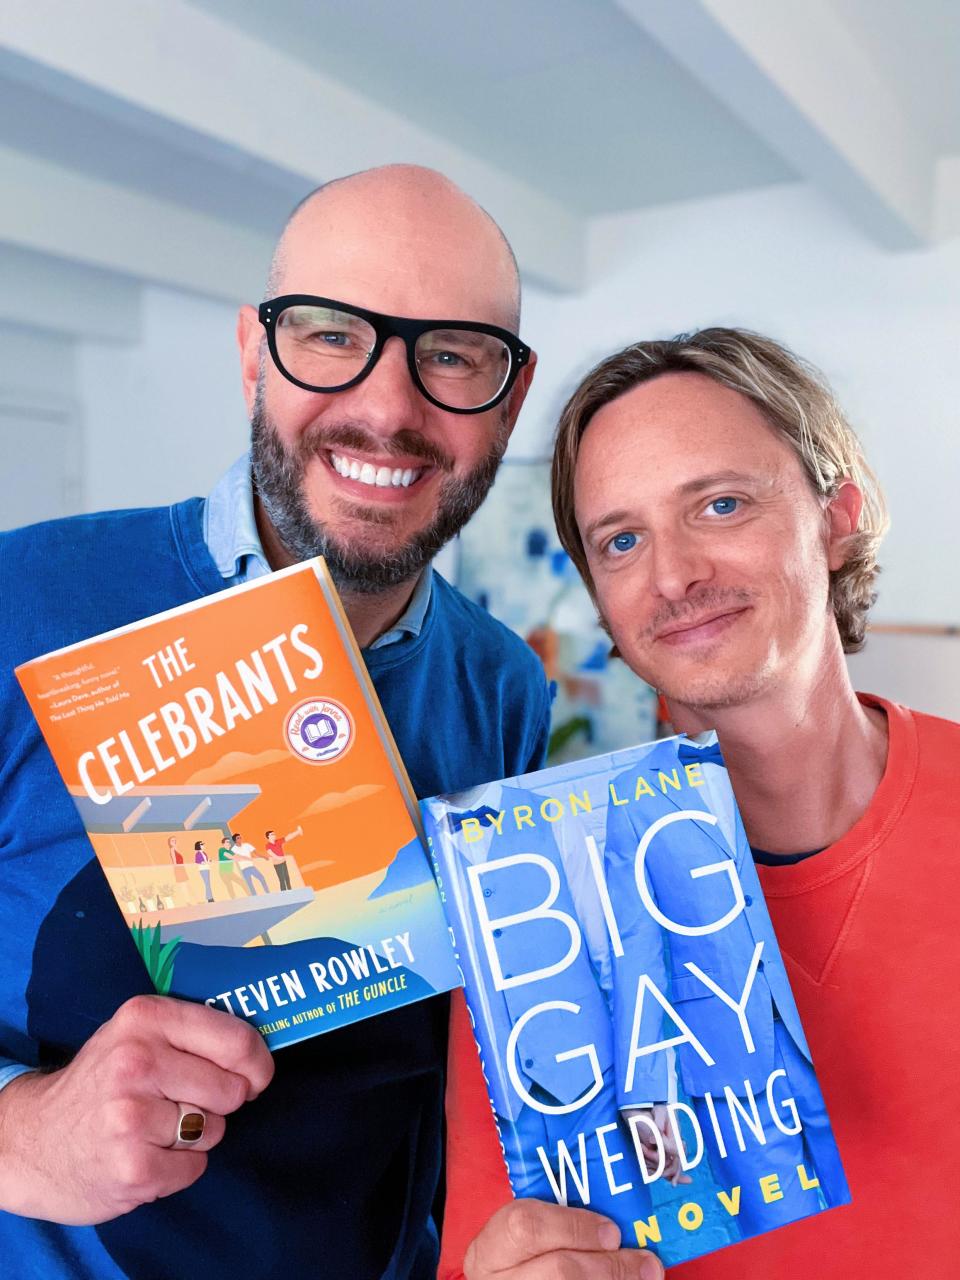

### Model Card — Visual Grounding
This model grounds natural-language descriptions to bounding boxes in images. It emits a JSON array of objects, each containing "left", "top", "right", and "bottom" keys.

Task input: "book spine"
[{"left": 420, "top": 801, "right": 518, "bottom": 1193}]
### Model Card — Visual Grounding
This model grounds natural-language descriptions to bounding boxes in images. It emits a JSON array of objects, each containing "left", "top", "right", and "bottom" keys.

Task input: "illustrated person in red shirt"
[
  {"left": 264, "top": 826, "right": 303, "bottom": 892},
  {"left": 167, "top": 835, "right": 188, "bottom": 887},
  {"left": 444, "top": 327, "right": 960, "bottom": 1280}
]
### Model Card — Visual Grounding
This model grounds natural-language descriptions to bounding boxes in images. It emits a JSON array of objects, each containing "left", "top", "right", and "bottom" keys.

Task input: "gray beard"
[{"left": 250, "top": 401, "right": 508, "bottom": 595}]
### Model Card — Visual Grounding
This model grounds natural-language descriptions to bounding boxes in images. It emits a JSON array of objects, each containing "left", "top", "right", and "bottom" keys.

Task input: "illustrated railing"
[{"left": 106, "top": 854, "right": 306, "bottom": 914}]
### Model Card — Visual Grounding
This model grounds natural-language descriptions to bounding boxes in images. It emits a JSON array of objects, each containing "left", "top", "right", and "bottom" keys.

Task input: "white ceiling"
[
  {"left": 187, "top": 0, "right": 796, "bottom": 215},
  {"left": 833, "top": 0, "right": 960, "bottom": 151},
  {"left": 0, "top": 56, "right": 310, "bottom": 238},
  {"left": 0, "top": 0, "right": 957, "bottom": 315}
]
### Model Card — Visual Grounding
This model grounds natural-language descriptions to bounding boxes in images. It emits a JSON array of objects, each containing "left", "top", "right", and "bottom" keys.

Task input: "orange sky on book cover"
[{"left": 19, "top": 570, "right": 411, "bottom": 889}]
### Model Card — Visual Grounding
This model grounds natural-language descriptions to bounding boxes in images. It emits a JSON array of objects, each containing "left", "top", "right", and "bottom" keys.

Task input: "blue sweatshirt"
[{"left": 0, "top": 498, "right": 550, "bottom": 1280}]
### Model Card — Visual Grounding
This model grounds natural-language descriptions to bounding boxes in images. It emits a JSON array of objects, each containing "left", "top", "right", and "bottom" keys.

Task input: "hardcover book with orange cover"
[{"left": 15, "top": 560, "right": 460, "bottom": 1049}]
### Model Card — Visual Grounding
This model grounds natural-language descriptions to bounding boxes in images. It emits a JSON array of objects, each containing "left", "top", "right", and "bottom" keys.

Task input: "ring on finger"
[{"left": 169, "top": 1103, "right": 206, "bottom": 1149}]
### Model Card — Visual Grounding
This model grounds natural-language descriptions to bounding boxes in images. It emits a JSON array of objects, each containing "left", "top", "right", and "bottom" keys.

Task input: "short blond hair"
[{"left": 552, "top": 327, "right": 889, "bottom": 653}]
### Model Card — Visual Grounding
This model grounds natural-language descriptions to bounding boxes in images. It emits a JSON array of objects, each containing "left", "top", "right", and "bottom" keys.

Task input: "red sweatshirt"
[{"left": 439, "top": 697, "right": 960, "bottom": 1278}]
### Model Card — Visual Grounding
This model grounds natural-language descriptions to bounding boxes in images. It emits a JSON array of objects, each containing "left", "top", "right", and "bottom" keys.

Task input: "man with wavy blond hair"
[{"left": 445, "top": 328, "right": 960, "bottom": 1280}]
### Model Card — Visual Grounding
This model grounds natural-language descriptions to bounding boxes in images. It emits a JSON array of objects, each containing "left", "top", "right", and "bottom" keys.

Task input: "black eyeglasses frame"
[{"left": 258, "top": 294, "right": 531, "bottom": 415}]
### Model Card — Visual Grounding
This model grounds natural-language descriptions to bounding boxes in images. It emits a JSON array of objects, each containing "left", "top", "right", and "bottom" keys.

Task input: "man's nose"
[
  {"left": 336, "top": 335, "right": 426, "bottom": 431},
  {"left": 648, "top": 530, "right": 713, "bottom": 601}
]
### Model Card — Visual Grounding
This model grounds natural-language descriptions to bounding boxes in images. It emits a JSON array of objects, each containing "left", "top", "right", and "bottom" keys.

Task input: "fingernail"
[{"left": 598, "top": 1221, "right": 621, "bottom": 1250}]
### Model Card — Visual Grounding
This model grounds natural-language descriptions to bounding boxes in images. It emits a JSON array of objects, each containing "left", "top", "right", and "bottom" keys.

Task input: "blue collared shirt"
[{"left": 202, "top": 452, "right": 433, "bottom": 650}]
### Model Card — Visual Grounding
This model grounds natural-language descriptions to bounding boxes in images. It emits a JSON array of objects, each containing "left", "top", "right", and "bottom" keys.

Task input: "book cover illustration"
[
  {"left": 422, "top": 736, "right": 850, "bottom": 1268},
  {"left": 16, "top": 560, "right": 460, "bottom": 1050}
]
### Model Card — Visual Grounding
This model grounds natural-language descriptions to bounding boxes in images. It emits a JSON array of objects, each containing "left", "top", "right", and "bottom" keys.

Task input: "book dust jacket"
[
  {"left": 16, "top": 560, "right": 460, "bottom": 1049},
  {"left": 422, "top": 736, "right": 850, "bottom": 1268}
]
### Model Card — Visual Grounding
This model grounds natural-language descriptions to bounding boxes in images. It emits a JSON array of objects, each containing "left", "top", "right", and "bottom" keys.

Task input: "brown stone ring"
[{"left": 170, "top": 1104, "right": 206, "bottom": 1148}]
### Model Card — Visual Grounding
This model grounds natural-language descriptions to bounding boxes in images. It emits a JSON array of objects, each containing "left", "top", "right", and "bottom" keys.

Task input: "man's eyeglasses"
[{"left": 259, "top": 295, "right": 530, "bottom": 415}]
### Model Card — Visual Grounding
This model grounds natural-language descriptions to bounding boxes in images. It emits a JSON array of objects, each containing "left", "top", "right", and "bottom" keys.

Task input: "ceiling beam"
[
  {"left": 0, "top": 0, "right": 585, "bottom": 291},
  {"left": 616, "top": 0, "right": 936, "bottom": 249},
  {"left": 0, "top": 144, "right": 273, "bottom": 304}
]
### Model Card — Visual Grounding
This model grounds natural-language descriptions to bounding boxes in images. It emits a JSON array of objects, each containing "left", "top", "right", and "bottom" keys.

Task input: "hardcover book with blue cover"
[{"left": 421, "top": 735, "right": 850, "bottom": 1267}]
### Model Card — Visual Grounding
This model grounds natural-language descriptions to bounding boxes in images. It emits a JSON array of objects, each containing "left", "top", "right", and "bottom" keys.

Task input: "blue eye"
[
  {"left": 608, "top": 532, "right": 637, "bottom": 555},
  {"left": 708, "top": 497, "right": 739, "bottom": 516}
]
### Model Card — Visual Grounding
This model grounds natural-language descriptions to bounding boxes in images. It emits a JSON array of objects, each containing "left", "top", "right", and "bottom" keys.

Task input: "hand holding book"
[
  {"left": 0, "top": 995, "right": 272, "bottom": 1224},
  {"left": 463, "top": 1200, "right": 663, "bottom": 1280}
]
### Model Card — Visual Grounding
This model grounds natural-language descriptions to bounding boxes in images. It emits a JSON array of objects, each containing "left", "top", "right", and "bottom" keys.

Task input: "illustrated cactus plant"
[{"left": 131, "top": 921, "right": 183, "bottom": 995}]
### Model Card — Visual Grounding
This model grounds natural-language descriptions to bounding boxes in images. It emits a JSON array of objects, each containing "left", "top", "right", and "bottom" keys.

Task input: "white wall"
[
  {"left": 847, "top": 632, "right": 960, "bottom": 721},
  {"left": 0, "top": 323, "right": 82, "bottom": 530},
  {"left": 0, "top": 322, "right": 77, "bottom": 401},
  {"left": 77, "top": 285, "right": 247, "bottom": 511},
  {"left": 512, "top": 181, "right": 960, "bottom": 632}
]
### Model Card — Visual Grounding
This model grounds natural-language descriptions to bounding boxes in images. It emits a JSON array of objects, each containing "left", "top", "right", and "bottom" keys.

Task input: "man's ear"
[
  {"left": 500, "top": 349, "right": 537, "bottom": 439},
  {"left": 826, "top": 480, "right": 864, "bottom": 571},
  {"left": 237, "top": 305, "right": 261, "bottom": 415}
]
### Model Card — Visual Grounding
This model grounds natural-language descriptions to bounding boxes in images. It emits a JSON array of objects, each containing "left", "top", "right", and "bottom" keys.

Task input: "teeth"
[{"left": 330, "top": 453, "right": 422, "bottom": 489}]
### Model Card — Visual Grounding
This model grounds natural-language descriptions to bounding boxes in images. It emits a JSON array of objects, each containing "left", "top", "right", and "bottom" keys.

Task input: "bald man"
[{"left": 0, "top": 166, "right": 550, "bottom": 1280}]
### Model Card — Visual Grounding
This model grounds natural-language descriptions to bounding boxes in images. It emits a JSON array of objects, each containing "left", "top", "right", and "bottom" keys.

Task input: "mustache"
[
  {"left": 640, "top": 587, "right": 755, "bottom": 641},
  {"left": 293, "top": 421, "right": 455, "bottom": 473}
]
